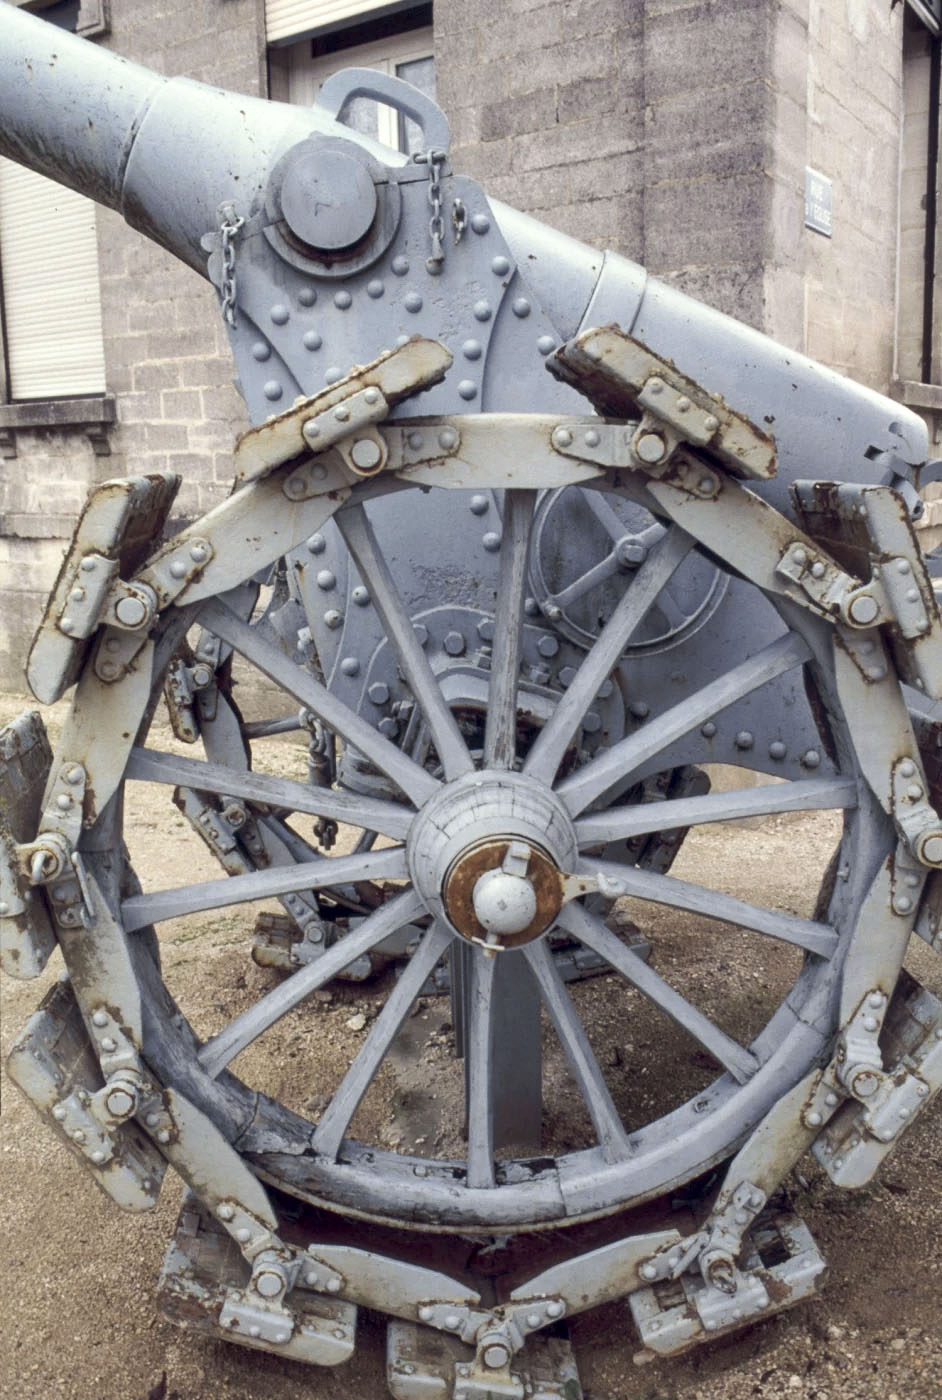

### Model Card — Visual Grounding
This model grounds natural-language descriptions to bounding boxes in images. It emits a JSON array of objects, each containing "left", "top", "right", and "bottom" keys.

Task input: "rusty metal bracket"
[
  {"left": 233, "top": 338, "right": 453, "bottom": 484},
  {"left": 546, "top": 325, "right": 777, "bottom": 480}
]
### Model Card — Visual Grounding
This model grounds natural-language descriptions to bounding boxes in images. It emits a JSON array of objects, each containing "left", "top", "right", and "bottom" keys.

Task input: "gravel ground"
[{"left": 1, "top": 692, "right": 940, "bottom": 1400}]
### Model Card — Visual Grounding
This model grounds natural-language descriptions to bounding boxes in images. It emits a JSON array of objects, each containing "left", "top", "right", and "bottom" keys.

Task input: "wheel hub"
[{"left": 407, "top": 770, "right": 577, "bottom": 946}]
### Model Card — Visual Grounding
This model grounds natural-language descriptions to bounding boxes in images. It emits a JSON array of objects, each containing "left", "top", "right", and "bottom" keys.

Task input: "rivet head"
[
  {"left": 92, "top": 1010, "right": 109, "bottom": 1028},
  {"left": 640, "top": 1263, "right": 658, "bottom": 1281},
  {"left": 470, "top": 494, "right": 489, "bottom": 515},
  {"left": 326, "top": 1278, "right": 341, "bottom": 1293},
  {"left": 769, "top": 741, "right": 786, "bottom": 759},
  {"left": 391, "top": 255, "right": 410, "bottom": 275},
  {"left": 458, "top": 380, "right": 477, "bottom": 400},
  {"left": 482, "top": 532, "right": 501, "bottom": 553},
  {"left": 270, "top": 304, "right": 290, "bottom": 325},
  {"left": 438, "top": 428, "right": 458, "bottom": 450},
  {"left": 251, "top": 341, "right": 271, "bottom": 361},
  {"left": 316, "top": 570, "right": 336, "bottom": 590},
  {"left": 169, "top": 560, "right": 187, "bottom": 579},
  {"left": 802, "top": 749, "right": 821, "bottom": 769},
  {"left": 703, "top": 414, "right": 719, "bottom": 432},
  {"left": 735, "top": 730, "right": 754, "bottom": 750},
  {"left": 323, "top": 609, "right": 343, "bottom": 629},
  {"left": 471, "top": 213, "right": 490, "bottom": 234},
  {"left": 263, "top": 380, "right": 283, "bottom": 401},
  {"left": 462, "top": 339, "right": 483, "bottom": 360},
  {"left": 537, "top": 335, "right": 556, "bottom": 355},
  {"left": 899, "top": 759, "right": 916, "bottom": 778},
  {"left": 806, "top": 1111, "right": 822, "bottom": 1126},
  {"left": 340, "top": 656, "right": 360, "bottom": 677},
  {"left": 100, "top": 1037, "right": 117, "bottom": 1052},
  {"left": 303, "top": 330, "right": 322, "bottom": 351},
  {"left": 334, "top": 290, "right": 352, "bottom": 310},
  {"left": 701, "top": 720, "right": 717, "bottom": 737},
  {"left": 352, "top": 586, "right": 370, "bottom": 606},
  {"left": 584, "top": 428, "right": 600, "bottom": 447},
  {"left": 404, "top": 291, "right": 423, "bottom": 313},
  {"left": 473, "top": 300, "right": 492, "bottom": 322},
  {"left": 512, "top": 297, "right": 531, "bottom": 317},
  {"left": 554, "top": 428, "right": 573, "bottom": 449},
  {"left": 56, "top": 793, "right": 72, "bottom": 810},
  {"left": 491, "top": 255, "right": 510, "bottom": 275},
  {"left": 236, "top": 1227, "right": 251, "bottom": 1243},
  {"left": 792, "top": 547, "right": 808, "bottom": 566},
  {"left": 811, "top": 561, "right": 826, "bottom": 578},
  {"left": 366, "top": 279, "right": 384, "bottom": 299},
  {"left": 59, "top": 617, "right": 75, "bottom": 634}
]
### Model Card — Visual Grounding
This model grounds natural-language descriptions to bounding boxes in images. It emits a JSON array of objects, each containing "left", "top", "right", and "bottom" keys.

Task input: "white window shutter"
[
  {"left": 266, "top": 0, "right": 386, "bottom": 44},
  {"left": 0, "top": 158, "right": 107, "bottom": 400}
]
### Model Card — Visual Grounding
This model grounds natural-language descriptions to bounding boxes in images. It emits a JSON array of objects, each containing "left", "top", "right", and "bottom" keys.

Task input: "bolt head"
[
  {"left": 350, "top": 437, "right": 383, "bottom": 471},
  {"left": 849, "top": 593, "right": 880, "bottom": 625},
  {"left": 482, "top": 1343, "right": 511, "bottom": 1369},
  {"left": 634, "top": 431, "right": 667, "bottom": 464},
  {"left": 115, "top": 594, "right": 148, "bottom": 627}
]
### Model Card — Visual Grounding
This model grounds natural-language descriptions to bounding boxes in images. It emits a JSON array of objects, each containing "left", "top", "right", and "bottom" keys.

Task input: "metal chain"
[
  {"left": 415, "top": 149, "right": 447, "bottom": 271},
  {"left": 218, "top": 202, "right": 245, "bottom": 327}
]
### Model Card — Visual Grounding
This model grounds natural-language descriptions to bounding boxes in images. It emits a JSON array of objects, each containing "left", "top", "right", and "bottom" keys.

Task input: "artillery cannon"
[{"left": 1, "top": 5, "right": 941, "bottom": 1394}]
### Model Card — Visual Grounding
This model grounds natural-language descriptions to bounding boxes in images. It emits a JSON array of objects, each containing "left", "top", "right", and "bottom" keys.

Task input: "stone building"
[{"left": 0, "top": 0, "right": 939, "bottom": 690}]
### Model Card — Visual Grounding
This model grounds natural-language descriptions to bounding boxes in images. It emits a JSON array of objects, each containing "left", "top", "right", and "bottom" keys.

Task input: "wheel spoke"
[
  {"left": 466, "top": 951, "right": 498, "bottom": 1188},
  {"left": 121, "top": 845, "right": 407, "bottom": 931},
  {"left": 581, "top": 487, "right": 646, "bottom": 545},
  {"left": 557, "top": 630, "right": 812, "bottom": 816},
  {"left": 199, "top": 597, "right": 439, "bottom": 806},
  {"left": 523, "top": 938, "right": 631, "bottom": 1162},
  {"left": 551, "top": 549, "right": 620, "bottom": 610},
  {"left": 312, "top": 920, "right": 455, "bottom": 1160},
  {"left": 559, "top": 902, "right": 759, "bottom": 1084},
  {"left": 198, "top": 886, "right": 426, "bottom": 1076},
  {"left": 576, "top": 857, "right": 837, "bottom": 957},
  {"left": 125, "top": 746, "right": 415, "bottom": 840},
  {"left": 526, "top": 526, "right": 693, "bottom": 785},
  {"left": 575, "top": 776, "right": 858, "bottom": 846},
  {"left": 338, "top": 503, "right": 473, "bottom": 781},
  {"left": 484, "top": 488, "right": 538, "bottom": 769}
]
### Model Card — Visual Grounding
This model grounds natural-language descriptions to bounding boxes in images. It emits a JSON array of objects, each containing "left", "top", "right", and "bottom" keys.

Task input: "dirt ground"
[{"left": 1, "top": 691, "right": 940, "bottom": 1400}]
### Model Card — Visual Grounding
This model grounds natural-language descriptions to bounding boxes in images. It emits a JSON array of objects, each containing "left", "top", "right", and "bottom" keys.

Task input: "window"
[
  {"left": 898, "top": 2, "right": 941, "bottom": 394},
  {"left": 269, "top": 4, "right": 434, "bottom": 157},
  {"left": 0, "top": 160, "right": 107, "bottom": 400},
  {"left": 0, "top": 0, "right": 113, "bottom": 455}
]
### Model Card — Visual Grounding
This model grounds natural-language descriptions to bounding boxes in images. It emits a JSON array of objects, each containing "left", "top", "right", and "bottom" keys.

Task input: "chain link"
[{"left": 218, "top": 202, "right": 245, "bottom": 327}]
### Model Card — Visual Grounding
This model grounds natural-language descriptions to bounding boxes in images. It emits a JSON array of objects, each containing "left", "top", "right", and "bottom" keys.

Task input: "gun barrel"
[{"left": 0, "top": 6, "right": 333, "bottom": 272}]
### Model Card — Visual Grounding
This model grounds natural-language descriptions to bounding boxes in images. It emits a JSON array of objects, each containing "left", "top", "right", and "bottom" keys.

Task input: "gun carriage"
[{"left": 1, "top": 7, "right": 940, "bottom": 1395}]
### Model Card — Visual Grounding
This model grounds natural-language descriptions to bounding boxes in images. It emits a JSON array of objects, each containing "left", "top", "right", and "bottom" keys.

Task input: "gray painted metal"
[{"left": 1, "top": 6, "right": 940, "bottom": 1390}]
